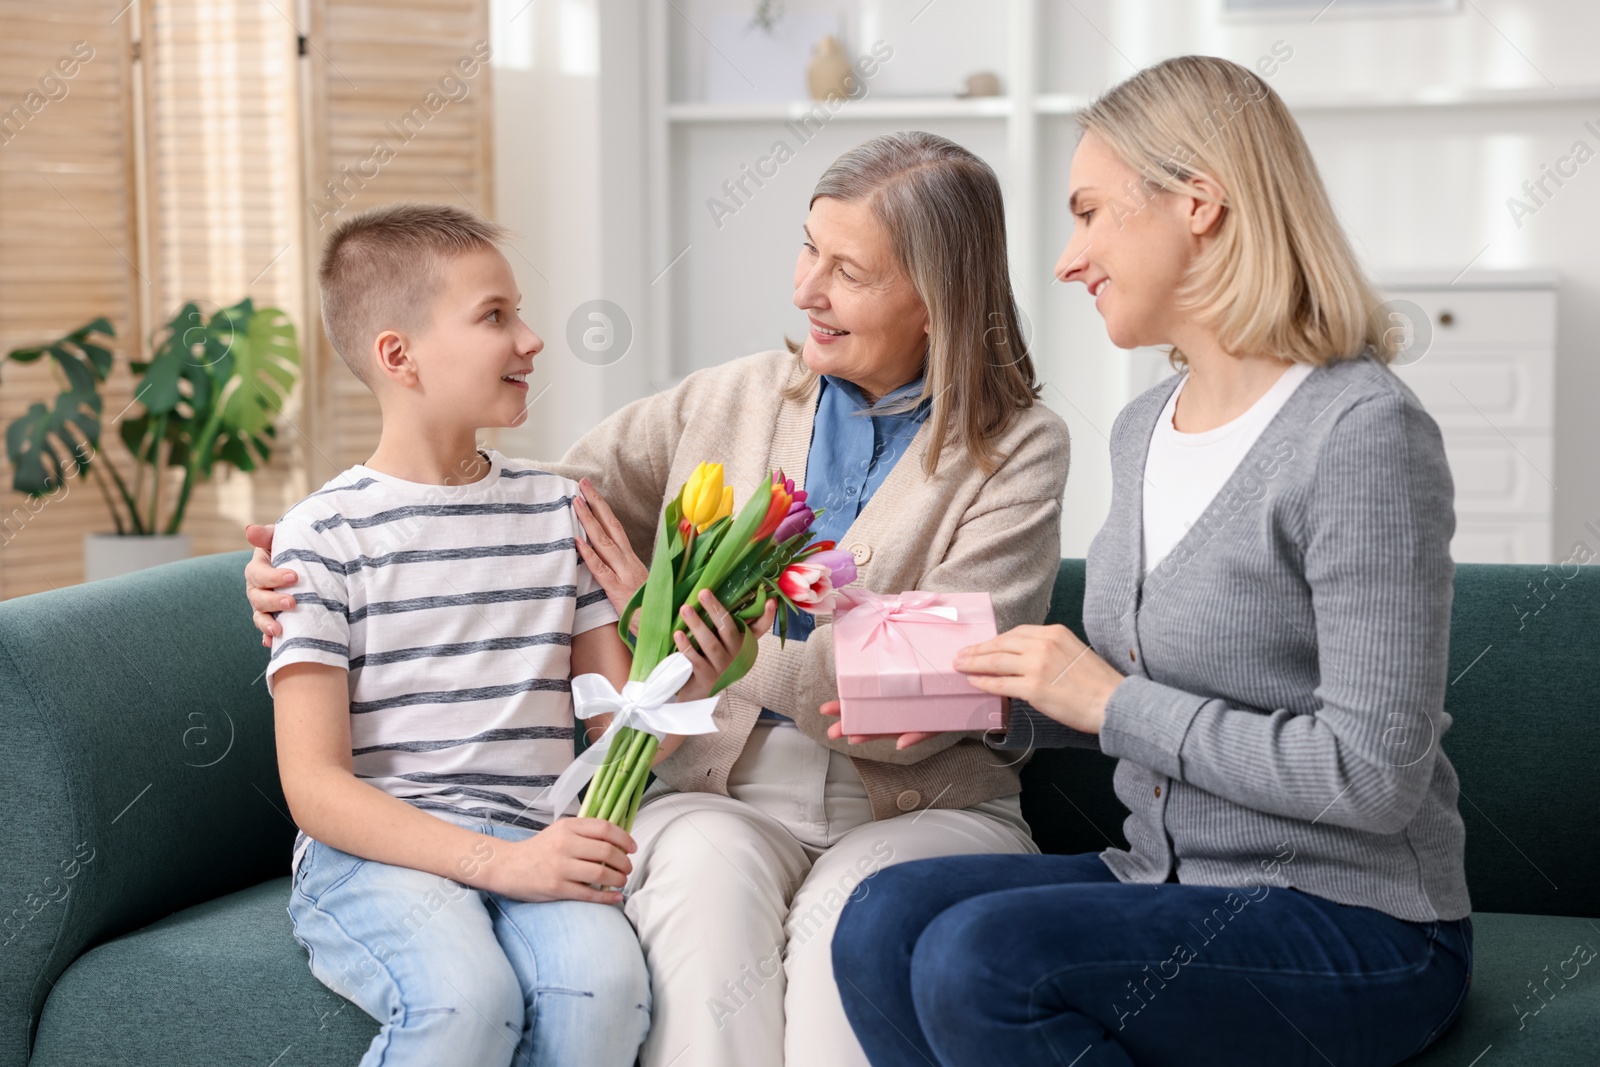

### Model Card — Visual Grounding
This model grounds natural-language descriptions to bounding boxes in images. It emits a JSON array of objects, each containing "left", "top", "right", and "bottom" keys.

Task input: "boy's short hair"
[{"left": 317, "top": 202, "right": 510, "bottom": 384}]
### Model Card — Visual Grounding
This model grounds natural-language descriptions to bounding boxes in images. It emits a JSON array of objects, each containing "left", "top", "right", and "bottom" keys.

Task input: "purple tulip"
[
  {"left": 806, "top": 548, "right": 858, "bottom": 589},
  {"left": 772, "top": 501, "right": 815, "bottom": 544}
]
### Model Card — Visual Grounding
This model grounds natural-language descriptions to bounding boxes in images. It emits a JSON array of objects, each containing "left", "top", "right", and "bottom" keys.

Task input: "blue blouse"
[{"left": 759, "top": 373, "right": 931, "bottom": 721}]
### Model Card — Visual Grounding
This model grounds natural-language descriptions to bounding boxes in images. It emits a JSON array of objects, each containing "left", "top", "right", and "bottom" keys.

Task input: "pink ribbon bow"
[{"left": 836, "top": 590, "right": 963, "bottom": 698}]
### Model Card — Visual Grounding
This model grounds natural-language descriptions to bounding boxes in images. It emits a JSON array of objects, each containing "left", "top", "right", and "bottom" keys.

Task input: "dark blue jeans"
[{"left": 833, "top": 853, "right": 1472, "bottom": 1066}]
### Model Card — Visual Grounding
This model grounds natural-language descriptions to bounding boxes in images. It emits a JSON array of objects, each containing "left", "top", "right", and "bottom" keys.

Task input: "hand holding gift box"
[{"left": 832, "top": 589, "right": 1006, "bottom": 736}]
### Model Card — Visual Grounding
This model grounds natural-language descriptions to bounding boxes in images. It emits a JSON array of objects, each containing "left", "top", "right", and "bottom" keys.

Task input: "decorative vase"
[
  {"left": 84, "top": 533, "right": 192, "bottom": 583},
  {"left": 958, "top": 71, "right": 1003, "bottom": 97},
  {"left": 807, "top": 35, "right": 854, "bottom": 101}
]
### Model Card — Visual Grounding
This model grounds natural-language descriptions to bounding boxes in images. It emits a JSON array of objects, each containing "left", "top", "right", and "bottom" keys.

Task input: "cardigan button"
[
  {"left": 1154, "top": 785, "right": 1161, "bottom": 798},
  {"left": 849, "top": 542, "right": 872, "bottom": 565},
  {"left": 1130, "top": 650, "right": 1137, "bottom": 662},
  {"left": 896, "top": 789, "right": 921, "bottom": 811}
]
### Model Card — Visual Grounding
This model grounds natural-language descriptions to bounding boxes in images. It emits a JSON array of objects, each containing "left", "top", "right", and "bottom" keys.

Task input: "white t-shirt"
[
  {"left": 266, "top": 449, "right": 618, "bottom": 875},
  {"left": 1142, "top": 363, "right": 1314, "bottom": 574}
]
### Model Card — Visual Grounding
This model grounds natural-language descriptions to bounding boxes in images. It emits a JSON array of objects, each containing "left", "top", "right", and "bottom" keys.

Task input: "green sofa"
[{"left": 2, "top": 551, "right": 1595, "bottom": 1065}]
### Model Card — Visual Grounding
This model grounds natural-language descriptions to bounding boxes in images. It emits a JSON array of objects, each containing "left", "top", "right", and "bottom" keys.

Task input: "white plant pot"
[{"left": 84, "top": 533, "right": 193, "bottom": 583}]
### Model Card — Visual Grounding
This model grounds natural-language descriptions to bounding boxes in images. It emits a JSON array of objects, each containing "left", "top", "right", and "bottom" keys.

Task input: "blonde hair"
[
  {"left": 1077, "top": 55, "right": 1395, "bottom": 368},
  {"left": 786, "top": 131, "right": 1042, "bottom": 476},
  {"left": 318, "top": 202, "right": 510, "bottom": 384}
]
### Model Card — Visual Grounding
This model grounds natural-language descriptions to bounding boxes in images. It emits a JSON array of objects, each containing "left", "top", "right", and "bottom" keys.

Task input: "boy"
[{"left": 269, "top": 203, "right": 736, "bottom": 1066}]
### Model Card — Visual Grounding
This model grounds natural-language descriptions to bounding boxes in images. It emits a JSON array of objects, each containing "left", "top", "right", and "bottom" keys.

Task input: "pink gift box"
[{"left": 833, "top": 589, "right": 1005, "bottom": 735}]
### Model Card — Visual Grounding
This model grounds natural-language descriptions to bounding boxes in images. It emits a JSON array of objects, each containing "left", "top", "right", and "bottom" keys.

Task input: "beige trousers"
[{"left": 623, "top": 722, "right": 1038, "bottom": 1067}]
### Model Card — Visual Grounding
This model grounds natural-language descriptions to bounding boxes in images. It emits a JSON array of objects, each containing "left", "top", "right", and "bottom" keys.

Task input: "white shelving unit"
[
  {"left": 665, "top": 97, "right": 1019, "bottom": 122},
  {"left": 641, "top": 0, "right": 1598, "bottom": 375},
  {"left": 643, "top": 0, "right": 1051, "bottom": 389},
  {"left": 639, "top": 1, "right": 1589, "bottom": 560}
]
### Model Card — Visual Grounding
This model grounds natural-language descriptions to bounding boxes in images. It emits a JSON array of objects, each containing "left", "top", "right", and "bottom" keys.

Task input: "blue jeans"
[
  {"left": 832, "top": 852, "right": 1472, "bottom": 1066},
  {"left": 287, "top": 812, "right": 650, "bottom": 1067}
]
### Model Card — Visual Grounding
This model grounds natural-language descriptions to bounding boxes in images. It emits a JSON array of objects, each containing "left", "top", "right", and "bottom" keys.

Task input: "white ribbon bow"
[{"left": 536, "top": 652, "right": 721, "bottom": 819}]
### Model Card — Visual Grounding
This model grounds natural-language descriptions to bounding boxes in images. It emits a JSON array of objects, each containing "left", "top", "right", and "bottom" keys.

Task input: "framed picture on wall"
[{"left": 1224, "top": 0, "right": 1461, "bottom": 16}]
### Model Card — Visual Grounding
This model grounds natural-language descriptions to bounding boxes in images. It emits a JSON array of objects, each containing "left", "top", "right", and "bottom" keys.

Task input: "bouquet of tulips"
[{"left": 575, "top": 463, "right": 856, "bottom": 828}]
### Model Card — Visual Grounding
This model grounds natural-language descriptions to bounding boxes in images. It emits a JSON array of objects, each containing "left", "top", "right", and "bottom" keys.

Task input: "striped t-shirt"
[{"left": 265, "top": 449, "right": 618, "bottom": 875}]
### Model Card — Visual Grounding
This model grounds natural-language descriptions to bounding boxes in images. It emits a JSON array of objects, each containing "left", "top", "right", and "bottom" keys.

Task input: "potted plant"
[{"left": 3, "top": 298, "right": 300, "bottom": 582}]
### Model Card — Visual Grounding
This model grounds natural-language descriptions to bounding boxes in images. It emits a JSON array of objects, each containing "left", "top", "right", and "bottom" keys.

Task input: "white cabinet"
[{"left": 1383, "top": 272, "right": 1558, "bottom": 564}]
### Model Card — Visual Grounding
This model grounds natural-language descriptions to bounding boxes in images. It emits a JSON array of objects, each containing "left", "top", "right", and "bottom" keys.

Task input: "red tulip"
[{"left": 778, "top": 560, "right": 836, "bottom": 612}]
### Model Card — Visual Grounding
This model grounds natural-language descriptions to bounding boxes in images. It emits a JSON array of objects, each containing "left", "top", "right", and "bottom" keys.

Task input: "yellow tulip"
[
  {"left": 681, "top": 462, "right": 731, "bottom": 532},
  {"left": 709, "top": 485, "right": 733, "bottom": 531},
  {"left": 679, "top": 461, "right": 714, "bottom": 518}
]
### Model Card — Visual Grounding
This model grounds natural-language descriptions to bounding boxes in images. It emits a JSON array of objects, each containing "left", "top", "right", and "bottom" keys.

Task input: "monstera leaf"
[
  {"left": 6, "top": 390, "right": 102, "bottom": 495},
  {"left": 206, "top": 300, "right": 298, "bottom": 478},
  {"left": 221, "top": 302, "right": 297, "bottom": 433},
  {"left": 121, "top": 302, "right": 214, "bottom": 480},
  {"left": 4, "top": 301, "right": 300, "bottom": 536},
  {"left": 3, "top": 317, "right": 115, "bottom": 496},
  {"left": 155, "top": 298, "right": 300, "bottom": 532},
  {"left": 6, "top": 317, "right": 115, "bottom": 393},
  {"left": 132, "top": 302, "right": 202, "bottom": 417}
]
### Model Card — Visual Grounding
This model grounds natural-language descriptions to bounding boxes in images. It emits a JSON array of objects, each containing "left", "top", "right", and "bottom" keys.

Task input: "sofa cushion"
[
  {"left": 28, "top": 878, "right": 377, "bottom": 1067},
  {"left": 1404, "top": 911, "right": 1600, "bottom": 1065}
]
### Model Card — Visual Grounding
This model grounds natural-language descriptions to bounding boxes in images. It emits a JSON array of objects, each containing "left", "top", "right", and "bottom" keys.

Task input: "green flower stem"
[
  {"left": 623, "top": 779, "right": 644, "bottom": 832},
  {"left": 581, "top": 739, "right": 624, "bottom": 819},
  {"left": 608, "top": 734, "right": 658, "bottom": 824},
  {"left": 608, "top": 729, "right": 650, "bottom": 815},
  {"left": 579, "top": 728, "right": 630, "bottom": 818},
  {"left": 593, "top": 727, "right": 648, "bottom": 822},
  {"left": 577, "top": 747, "right": 611, "bottom": 818}
]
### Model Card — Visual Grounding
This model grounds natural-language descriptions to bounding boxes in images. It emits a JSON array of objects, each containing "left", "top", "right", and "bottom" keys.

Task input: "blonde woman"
[
  {"left": 830, "top": 57, "right": 1472, "bottom": 1066},
  {"left": 246, "top": 132, "right": 1068, "bottom": 1065}
]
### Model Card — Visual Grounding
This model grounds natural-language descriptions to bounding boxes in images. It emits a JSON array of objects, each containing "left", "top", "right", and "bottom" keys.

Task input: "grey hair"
[{"left": 786, "top": 131, "right": 1041, "bottom": 475}]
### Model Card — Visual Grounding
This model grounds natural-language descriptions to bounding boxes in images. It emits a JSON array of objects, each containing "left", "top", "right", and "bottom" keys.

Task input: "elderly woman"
[
  {"left": 828, "top": 57, "right": 1472, "bottom": 1067},
  {"left": 245, "top": 131, "right": 1070, "bottom": 1065}
]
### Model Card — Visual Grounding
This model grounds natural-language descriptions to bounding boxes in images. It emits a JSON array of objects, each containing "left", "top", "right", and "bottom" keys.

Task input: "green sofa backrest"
[{"left": 1022, "top": 558, "right": 1600, "bottom": 921}]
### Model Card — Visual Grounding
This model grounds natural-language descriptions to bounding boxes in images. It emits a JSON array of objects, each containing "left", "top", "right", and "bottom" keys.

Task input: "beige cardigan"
[{"left": 547, "top": 351, "right": 1070, "bottom": 821}]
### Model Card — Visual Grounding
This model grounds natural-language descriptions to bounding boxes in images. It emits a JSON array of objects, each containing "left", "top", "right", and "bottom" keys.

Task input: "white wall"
[
  {"left": 490, "top": 0, "right": 655, "bottom": 465},
  {"left": 494, "top": 0, "right": 1600, "bottom": 562}
]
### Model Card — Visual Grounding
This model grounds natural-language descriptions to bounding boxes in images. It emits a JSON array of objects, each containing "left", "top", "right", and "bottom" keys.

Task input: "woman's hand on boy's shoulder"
[
  {"left": 245, "top": 523, "right": 294, "bottom": 646},
  {"left": 573, "top": 478, "right": 649, "bottom": 617}
]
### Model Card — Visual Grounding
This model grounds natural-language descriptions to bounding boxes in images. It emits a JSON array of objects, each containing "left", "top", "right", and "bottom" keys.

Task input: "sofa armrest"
[{"left": 0, "top": 551, "right": 289, "bottom": 1067}]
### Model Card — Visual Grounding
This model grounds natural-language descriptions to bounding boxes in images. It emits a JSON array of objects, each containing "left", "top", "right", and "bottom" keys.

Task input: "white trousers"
[{"left": 623, "top": 722, "right": 1038, "bottom": 1067}]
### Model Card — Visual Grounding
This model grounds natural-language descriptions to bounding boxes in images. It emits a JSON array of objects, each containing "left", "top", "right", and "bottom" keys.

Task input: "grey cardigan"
[{"left": 1007, "top": 354, "right": 1471, "bottom": 922}]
